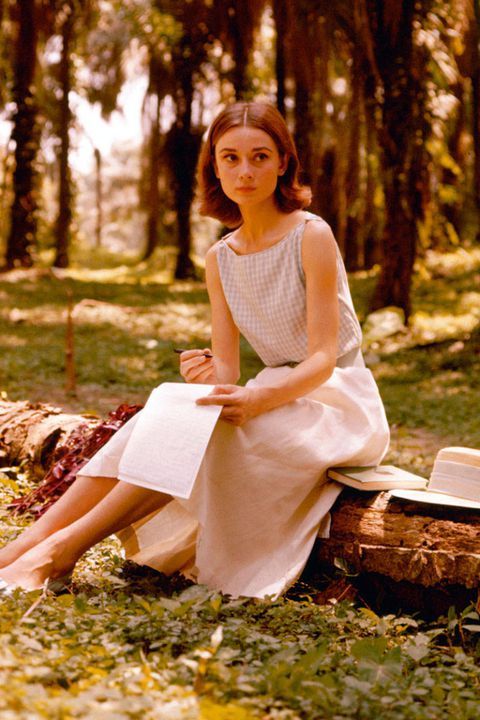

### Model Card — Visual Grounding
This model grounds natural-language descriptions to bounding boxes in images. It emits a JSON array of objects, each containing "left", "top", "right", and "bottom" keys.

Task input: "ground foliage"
[
  {"left": 0, "top": 543, "right": 479, "bottom": 719},
  {"left": 1, "top": 250, "right": 480, "bottom": 718}
]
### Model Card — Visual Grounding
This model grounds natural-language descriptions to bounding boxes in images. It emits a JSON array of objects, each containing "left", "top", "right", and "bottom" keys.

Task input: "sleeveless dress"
[{"left": 79, "top": 212, "right": 390, "bottom": 599}]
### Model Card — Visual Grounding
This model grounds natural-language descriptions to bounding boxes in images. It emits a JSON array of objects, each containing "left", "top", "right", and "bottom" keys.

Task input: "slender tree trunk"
[
  {"left": 228, "top": 3, "right": 250, "bottom": 99},
  {"left": 287, "top": 4, "right": 330, "bottom": 219},
  {"left": 317, "top": 148, "right": 339, "bottom": 239},
  {"left": 4, "top": 0, "right": 39, "bottom": 269},
  {"left": 344, "top": 51, "right": 362, "bottom": 271},
  {"left": 0, "top": 142, "right": 12, "bottom": 246},
  {"left": 53, "top": 6, "right": 74, "bottom": 269},
  {"left": 168, "top": 72, "right": 202, "bottom": 280},
  {"left": 363, "top": 94, "right": 382, "bottom": 268},
  {"left": 94, "top": 148, "right": 102, "bottom": 248},
  {"left": 293, "top": 82, "right": 314, "bottom": 186},
  {"left": 272, "top": 0, "right": 288, "bottom": 115},
  {"left": 472, "top": 0, "right": 480, "bottom": 209},
  {"left": 441, "top": 82, "right": 466, "bottom": 235},
  {"left": 143, "top": 91, "right": 161, "bottom": 261}
]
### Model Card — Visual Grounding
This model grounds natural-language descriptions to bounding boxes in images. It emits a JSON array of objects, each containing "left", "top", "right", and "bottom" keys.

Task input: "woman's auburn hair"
[{"left": 197, "top": 102, "right": 312, "bottom": 228}]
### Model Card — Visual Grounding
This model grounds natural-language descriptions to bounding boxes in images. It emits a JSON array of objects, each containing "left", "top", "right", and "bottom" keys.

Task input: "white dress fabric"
[{"left": 79, "top": 213, "right": 390, "bottom": 599}]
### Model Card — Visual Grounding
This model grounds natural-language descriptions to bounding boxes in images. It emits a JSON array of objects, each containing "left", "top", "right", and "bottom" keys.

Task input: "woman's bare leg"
[
  {"left": 0, "top": 476, "right": 119, "bottom": 568},
  {"left": 0, "top": 479, "right": 171, "bottom": 590}
]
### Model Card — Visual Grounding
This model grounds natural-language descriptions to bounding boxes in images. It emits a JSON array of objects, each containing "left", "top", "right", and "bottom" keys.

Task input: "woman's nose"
[{"left": 238, "top": 161, "right": 253, "bottom": 179}]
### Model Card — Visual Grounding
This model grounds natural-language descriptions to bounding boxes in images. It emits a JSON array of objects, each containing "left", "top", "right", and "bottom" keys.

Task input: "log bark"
[
  {"left": 0, "top": 400, "right": 95, "bottom": 479},
  {"left": 316, "top": 489, "right": 480, "bottom": 589},
  {"left": 1, "top": 401, "right": 479, "bottom": 593}
]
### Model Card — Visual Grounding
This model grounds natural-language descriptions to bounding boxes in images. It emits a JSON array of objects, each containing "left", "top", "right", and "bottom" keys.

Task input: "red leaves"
[{"left": 8, "top": 403, "right": 143, "bottom": 518}]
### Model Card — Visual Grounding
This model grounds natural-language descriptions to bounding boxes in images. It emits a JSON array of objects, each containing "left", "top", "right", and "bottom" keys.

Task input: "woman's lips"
[{"left": 236, "top": 186, "right": 256, "bottom": 192}]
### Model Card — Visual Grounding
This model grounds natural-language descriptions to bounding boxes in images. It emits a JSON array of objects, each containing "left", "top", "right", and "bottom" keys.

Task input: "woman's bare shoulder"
[
  {"left": 302, "top": 216, "right": 337, "bottom": 259},
  {"left": 205, "top": 240, "right": 224, "bottom": 260}
]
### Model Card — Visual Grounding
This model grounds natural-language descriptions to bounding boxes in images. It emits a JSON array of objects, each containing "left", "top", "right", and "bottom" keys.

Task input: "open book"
[
  {"left": 327, "top": 465, "right": 427, "bottom": 491},
  {"left": 117, "top": 383, "right": 222, "bottom": 499}
]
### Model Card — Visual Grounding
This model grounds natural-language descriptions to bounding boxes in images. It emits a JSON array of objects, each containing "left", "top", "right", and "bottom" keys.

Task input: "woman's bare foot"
[
  {"left": 0, "top": 533, "right": 43, "bottom": 570},
  {"left": 0, "top": 517, "right": 61, "bottom": 569},
  {"left": 0, "top": 534, "right": 77, "bottom": 591}
]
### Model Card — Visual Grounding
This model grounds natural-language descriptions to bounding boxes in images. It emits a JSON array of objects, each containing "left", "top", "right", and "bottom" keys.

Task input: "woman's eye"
[{"left": 254, "top": 153, "right": 268, "bottom": 161}]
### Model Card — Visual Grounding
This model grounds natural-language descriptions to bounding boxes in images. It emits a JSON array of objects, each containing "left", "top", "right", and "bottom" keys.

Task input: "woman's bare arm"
[{"left": 180, "top": 244, "right": 240, "bottom": 385}]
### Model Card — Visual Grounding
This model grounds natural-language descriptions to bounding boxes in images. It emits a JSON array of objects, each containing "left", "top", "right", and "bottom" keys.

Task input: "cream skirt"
[{"left": 79, "top": 365, "right": 389, "bottom": 599}]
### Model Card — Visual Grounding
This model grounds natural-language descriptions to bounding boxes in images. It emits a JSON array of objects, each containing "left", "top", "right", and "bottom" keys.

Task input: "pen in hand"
[{"left": 174, "top": 348, "right": 213, "bottom": 358}]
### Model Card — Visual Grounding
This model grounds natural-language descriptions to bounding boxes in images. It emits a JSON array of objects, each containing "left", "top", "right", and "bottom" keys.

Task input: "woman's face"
[{"left": 214, "top": 126, "right": 286, "bottom": 208}]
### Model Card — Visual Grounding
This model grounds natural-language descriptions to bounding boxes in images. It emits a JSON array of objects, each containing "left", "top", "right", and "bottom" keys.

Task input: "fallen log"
[
  {"left": 315, "top": 489, "right": 480, "bottom": 589},
  {"left": 0, "top": 400, "right": 141, "bottom": 515},
  {"left": 1, "top": 401, "right": 479, "bottom": 601},
  {"left": 0, "top": 400, "right": 96, "bottom": 479}
]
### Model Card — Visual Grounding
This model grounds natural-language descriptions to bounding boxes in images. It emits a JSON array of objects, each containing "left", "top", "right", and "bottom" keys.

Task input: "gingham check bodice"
[{"left": 216, "top": 212, "right": 362, "bottom": 367}]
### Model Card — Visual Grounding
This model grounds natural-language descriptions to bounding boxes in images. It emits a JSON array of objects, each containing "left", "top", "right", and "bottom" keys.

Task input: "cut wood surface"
[{"left": 1, "top": 400, "right": 479, "bottom": 589}]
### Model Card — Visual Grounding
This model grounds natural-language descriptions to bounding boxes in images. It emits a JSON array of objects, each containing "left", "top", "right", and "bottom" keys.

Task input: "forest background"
[{"left": 1, "top": 0, "right": 479, "bottom": 315}]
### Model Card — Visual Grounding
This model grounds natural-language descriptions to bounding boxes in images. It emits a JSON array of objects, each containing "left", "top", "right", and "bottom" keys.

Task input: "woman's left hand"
[{"left": 196, "top": 385, "right": 269, "bottom": 426}]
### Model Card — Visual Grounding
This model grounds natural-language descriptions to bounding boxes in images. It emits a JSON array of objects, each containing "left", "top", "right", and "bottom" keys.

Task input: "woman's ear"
[{"left": 278, "top": 154, "right": 288, "bottom": 176}]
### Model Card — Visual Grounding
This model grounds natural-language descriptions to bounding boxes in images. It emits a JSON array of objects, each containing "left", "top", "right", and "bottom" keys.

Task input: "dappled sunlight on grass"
[
  {"left": 423, "top": 246, "right": 480, "bottom": 277},
  {"left": 375, "top": 344, "right": 480, "bottom": 447},
  {"left": 1, "top": 333, "right": 28, "bottom": 347},
  {"left": 64, "top": 264, "right": 173, "bottom": 285},
  {"left": 410, "top": 310, "right": 479, "bottom": 345}
]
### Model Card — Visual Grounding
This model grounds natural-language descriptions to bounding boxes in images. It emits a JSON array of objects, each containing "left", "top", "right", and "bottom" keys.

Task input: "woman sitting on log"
[{"left": 0, "top": 102, "right": 389, "bottom": 598}]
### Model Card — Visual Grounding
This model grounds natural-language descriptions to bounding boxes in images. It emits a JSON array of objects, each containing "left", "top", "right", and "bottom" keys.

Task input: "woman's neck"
[{"left": 237, "top": 202, "right": 303, "bottom": 251}]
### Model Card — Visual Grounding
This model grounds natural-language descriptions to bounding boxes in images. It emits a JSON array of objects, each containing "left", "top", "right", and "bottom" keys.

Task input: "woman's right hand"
[{"left": 179, "top": 348, "right": 216, "bottom": 384}]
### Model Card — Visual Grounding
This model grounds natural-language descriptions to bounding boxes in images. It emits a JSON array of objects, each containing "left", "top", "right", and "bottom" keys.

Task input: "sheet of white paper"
[{"left": 118, "top": 383, "right": 222, "bottom": 499}]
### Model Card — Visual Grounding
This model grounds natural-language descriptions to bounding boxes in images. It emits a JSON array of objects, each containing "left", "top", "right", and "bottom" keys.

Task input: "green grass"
[{"left": 1, "top": 254, "right": 480, "bottom": 718}]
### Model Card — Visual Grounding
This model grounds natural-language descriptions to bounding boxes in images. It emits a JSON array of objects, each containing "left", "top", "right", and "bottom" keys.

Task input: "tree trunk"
[
  {"left": 472, "top": 64, "right": 480, "bottom": 212},
  {"left": 367, "top": 0, "right": 432, "bottom": 319},
  {"left": 287, "top": 3, "right": 331, "bottom": 220},
  {"left": 94, "top": 148, "right": 102, "bottom": 248},
  {"left": 272, "top": 0, "right": 288, "bottom": 115},
  {"left": 53, "top": 5, "right": 74, "bottom": 269},
  {"left": 472, "top": 0, "right": 480, "bottom": 209},
  {"left": 227, "top": 2, "right": 251, "bottom": 99},
  {"left": 293, "top": 81, "right": 314, "bottom": 186},
  {"left": 4, "top": 0, "right": 39, "bottom": 270},
  {"left": 344, "top": 51, "right": 362, "bottom": 271},
  {"left": 169, "top": 71, "right": 201, "bottom": 280},
  {"left": 362, "top": 88, "right": 382, "bottom": 269},
  {"left": 142, "top": 90, "right": 161, "bottom": 261}
]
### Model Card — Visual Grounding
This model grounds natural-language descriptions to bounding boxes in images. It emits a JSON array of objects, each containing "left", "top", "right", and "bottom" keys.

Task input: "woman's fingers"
[
  {"left": 179, "top": 350, "right": 214, "bottom": 383},
  {"left": 185, "top": 359, "right": 211, "bottom": 381},
  {"left": 196, "top": 385, "right": 238, "bottom": 406},
  {"left": 179, "top": 348, "right": 211, "bottom": 360}
]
